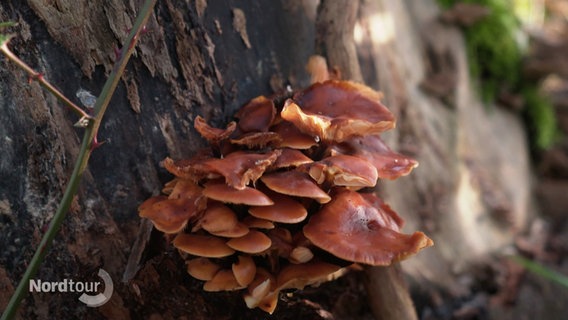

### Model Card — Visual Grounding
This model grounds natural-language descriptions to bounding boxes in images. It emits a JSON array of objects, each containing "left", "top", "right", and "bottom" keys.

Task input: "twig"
[
  {"left": 0, "top": 1, "right": 157, "bottom": 319},
  {"left": 0, "top": 39, "right": 93, "bottom": 126}
]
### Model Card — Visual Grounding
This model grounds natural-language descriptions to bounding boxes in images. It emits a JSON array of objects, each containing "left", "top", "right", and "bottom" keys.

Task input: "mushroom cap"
[
  {"left": 330, "top": 134, "right": 418, "bottom": 180},
  {"left": 281, "top": 80, "right": 395, "bottom": 142},
  {"left": 201, "top": 150, "right": 281, "bottom": 190},
  {"left": 242, "top": 216, "right": 275, "bottom": 229},
  {"left": 289, "top": 246, "right": 314, "bottom": 264},
  {"left": 271, "top": 148, "right": 313, "bottom": 170},
  {"left": 249, "top": 191, "right": 308, "bottom": 223},
  {"left": 276, "top": 261, "right": 342, "bottom": 290},
  {"left": 270, "top": 121, "right": 319, "bottom": 149},
  {"left": 235, "top": 95, "right": 277, "bottom": 133},
  {"left": 197, "top": 202, "right": 250, "bottom": 238},
  {"left": 203, "top": 182, "right": 274, "bottom": 206},
  {"left": 194, "top": 115, "right": 236, "bottom": 142},
  {"left": 227, "top": 230, "right": 272, "bottom": 254},
  {"left": 139, "top": 197, "right": 204, "bottom": 234},
  {"left": 230, "top": 132, "right": 282, "bottom": 149},
  {"left": 232, "top": 255, "right": 257, "bottom": 286},
  {"left": 168, "top": 179, "right": 204, "bottom": 200},
  {"left": 162, "top": 152, "right": 218, "bottom": 181},
  {"left": 186, "top": 257, "right": 222, "bottom": 281},
  {"left": 260, "top": 171, "right": 331, "bottom": 204},
  {"left": 303, "top": 189, "right": 433, "bottom": 266},
  {"left": 173, "top": 233, "right": 235, "bottom": 258},
  {"left": 203, "top": 269, "right": 245, "bottom": 292},
  {"left": 307, "top": 154, "right": 379, "bottom": 188}
]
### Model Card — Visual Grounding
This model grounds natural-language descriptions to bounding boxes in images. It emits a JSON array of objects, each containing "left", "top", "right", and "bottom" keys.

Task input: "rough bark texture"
[{"left": 0, "top": 0, "right": 536, "bottom": 319}]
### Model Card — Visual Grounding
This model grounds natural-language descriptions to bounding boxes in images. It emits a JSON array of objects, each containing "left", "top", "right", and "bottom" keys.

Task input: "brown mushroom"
[
  {"left": 230, "top": 131, "right": 283, "bottom": 148},
  {"left": 139, "top": 197, "right": 204, "bottom": 234},
  {"left": 186, "top": 257, "right": 222, "bottom": 281},
  {"left": 196, "top": 202, "right": 249, "bottom": 238},
  {"left": 203, "top": 269, "right": 245, "bottom": 292},
  {"left": 227, "top": 230, "right": 272, "bottom": 254},
  {"left": 306, "top": 154, "right": 379, "bottom": 188},
  {"left": 281, "top": 80, "right": 395, "bottom": 142},
  {"left": 330, "top": 134, "right": 419, "bottom": 180},
  {"left": 203, "top": 181, "right": 274, "bottom": 206},
  {"left": 200, "top": 150, "right": 281, "bottom": 190},
  {"left": 243, "top": 268, "right": 276, "bottom": 309},
  {"left": 260, "top": 171, "right": 331, "bottom": 204},
  {"left": 168, "top": 179, "right": 204, "bottom": 199},
  {"left": 276, "top": 261, "right": 342, "bottom": 290},
  {"left": 232, "top": 255, "right": 257, "bottom": 287},
  {"left": 242, "top": 216, "right": 275, "bottom": 229},
  {"left": 270, "top": 148, "right": 313, "bottom": 170},
  {"left": 270, "top": 121, "right": 319, "bottom": 149},
  {"left": 303, "top": 189, "right": 433, "bottom": 266},
  {"left": 173, "top": 233, "right": 235, "bottom": 258},
  {"left": 249, "top": 191, "right": 308, "bottom": 223},
  {"left": 162, "top": 152, "right": 218, "bottom": 182},
  {"left": 289, "top": 246, "right": 314, "bottom": 264},
  {"left": 194, "top": 115, "right": 236, "bottom": 142},
  {"left": 235, "top": 95, "right": 277, "bottom": 132}
]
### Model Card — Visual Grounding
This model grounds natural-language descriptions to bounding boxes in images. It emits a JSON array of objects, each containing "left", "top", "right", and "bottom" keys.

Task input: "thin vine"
[{"left": 0, "top": 1, "right": 157, "bottom": 319}]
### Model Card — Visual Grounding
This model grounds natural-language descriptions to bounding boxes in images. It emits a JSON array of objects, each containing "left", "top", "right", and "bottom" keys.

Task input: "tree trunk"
[{"left": 0, "top": 0, "right": 532, "bottom": 319}]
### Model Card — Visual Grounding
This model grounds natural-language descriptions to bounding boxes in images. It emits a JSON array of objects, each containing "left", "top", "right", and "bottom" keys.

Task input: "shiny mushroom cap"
[
  {"left": 173, "top": 233, "right": 235, "bottom": 258},
  {"left": 248, "top": 191, "right": 308, "bottom": 224},
  {"left": 201, "top": 150, "right": 281, "bottom": 190},
  {"left": 186, "top": 258, "right": 222, "bottom": 281},
  {"left": 303, "top": 189, "right": 433, "bottom": 266},
  {"left": 306, "top": 154, "right": 379, "bottom": 188},
  {"left": 260, "top": 171, "right": 331, "bottom": 204},
  {"left": 139, "top": 196, "right": 205, "bottom": 234},
  {"left": 203, "top": 182, "right": 274, "bottom": 206},
  {"left": 194, "top": 115, "right": 236, "bottom": 142},
  {"left": 330, "top": 134, "right": 419, "bottom": 180},
  {"left": 196, "top": 202, "right": 249, "bottom": 238},
  {"left": 281, "top": 80, "right": 395, "bottom": 142},
  {"left": 235, "top": 95, "right": 277, "bottom": 133},
  {"left": 227, "top": 230, "right": 273, "bottom": 254}
]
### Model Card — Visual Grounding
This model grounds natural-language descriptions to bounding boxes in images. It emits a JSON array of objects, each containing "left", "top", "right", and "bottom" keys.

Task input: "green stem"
[
  {"left": 510, "top": 255, "right": 568, "bottom": 289},
  {"left": 0, "top": 1, "right": 157, "bottom": 319}
]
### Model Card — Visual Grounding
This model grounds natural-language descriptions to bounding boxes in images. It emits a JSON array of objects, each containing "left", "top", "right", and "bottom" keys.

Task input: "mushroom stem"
[{"left": 364, "top": 265, "right": 418, "bottom": 320}]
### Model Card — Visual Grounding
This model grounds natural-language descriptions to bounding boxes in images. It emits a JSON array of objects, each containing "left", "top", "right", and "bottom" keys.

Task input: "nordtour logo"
[{"left": 28, "top": 268, "right": 113, "bottom": 307}]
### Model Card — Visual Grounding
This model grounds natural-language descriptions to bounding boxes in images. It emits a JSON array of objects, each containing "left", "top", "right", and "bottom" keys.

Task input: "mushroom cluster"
[{"left": 139, "top": 80, "right": 433, "bottom": 313}]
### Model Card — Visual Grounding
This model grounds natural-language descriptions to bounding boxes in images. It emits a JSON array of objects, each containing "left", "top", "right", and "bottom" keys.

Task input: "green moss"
[
  {"left": 523, "top": 87, "right": 558, "bottom": 149},
  {"left": 436, "top": 0, "right": 559, "bottom": 149}
]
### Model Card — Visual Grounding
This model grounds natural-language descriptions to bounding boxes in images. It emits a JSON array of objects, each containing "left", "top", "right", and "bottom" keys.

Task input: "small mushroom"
[
  {"left": 227, "top": 230, "right": 272, "bottom": 254},
  {"left": 186, "top": 257, "right": 222, "bottom": 281},
  {"left": 203, "top": 181, "right": 274, "bottom": 206},
  {"left": 168, "top": 179, "right": 204, "bottom": 199},
  {"left": 197, "top": 202, "right": 249, "bottom": 238},
  {"left": 330, "top": 134, "right": 419, "bottom": 180},
  {"left": 194, "top": 115, "right": 236, "bottom": 142},
  {"left": 270, "top": 148, "right": 313, "bottom": 170},
  {"left": 270, "top": 121, "right": 319, "bottom": 149},
  {"left": 230, "top": 132, "right": 282, "bottom": 148},
  {"left": 201, "top": 150, "right": 281, "bottom": 190},
  {"left": 203, "top": 269, "right": 245, "bottom": 292},
  {"left": 276, "top": 261, "right": 342, "bottom": 290},
  {"left": 260, "top": 171, "right": 331, "bottom": 204},
  {"left": 235, "top": 95, "right": 277, "bottom": 132},
  {"left": 289, "top": 246, "right": 314, "bottom": 264},
  {"left": 242, "top": 216, "right": 275, "bottom": 229},
  {"left": 139, "top": 197, "right": 204, "bottom": 234},
  {"left": 173, "top": 233, "right": 235, "bottom": 258},
  {"left": 303, "top": 189, "right": 433, "bottom": 266},
  {"left": 232, "top": 255, "right": 257, "bottom": 286},
  {"left": 306, "top": 154, "right": 379, "bottom": 188},
  {"left": 249, "top": 191, "right": 308, "bottom": 224},
  {"left": 281, "top": 80, "right": 395, "bottom": 142}
]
